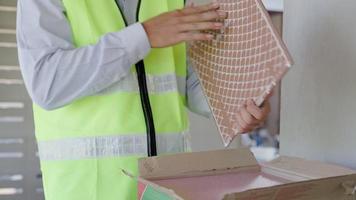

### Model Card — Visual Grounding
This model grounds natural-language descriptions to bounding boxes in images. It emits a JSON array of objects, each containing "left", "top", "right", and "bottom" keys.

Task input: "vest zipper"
[{"left": 115, "top": 0, "right": 157, "bottom": 157}]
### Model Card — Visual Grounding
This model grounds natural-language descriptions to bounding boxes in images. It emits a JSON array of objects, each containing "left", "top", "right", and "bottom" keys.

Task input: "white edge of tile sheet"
[
  {"left": 262, "top": 0, "right": 284, "bottom": 12},
  {"left": 188, "top": 0, "right": 283, "bottom": 12}
]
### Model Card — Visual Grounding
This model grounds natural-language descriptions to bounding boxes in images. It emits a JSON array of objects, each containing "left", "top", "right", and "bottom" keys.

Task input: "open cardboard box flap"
[
  {"left": 139, "top": 148, "right": 259, "bottom": 180},
  {"left": 261, "top": 156, "right": 356, "bottom": 180},
  {"left": 130, "top": 148, "right": 356, "bottom": 200}
]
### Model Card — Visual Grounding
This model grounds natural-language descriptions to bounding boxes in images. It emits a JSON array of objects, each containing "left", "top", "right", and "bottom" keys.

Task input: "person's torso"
[
  {"left": 34, "top": 0, "right": 189, "bottom": 200},
  {"left": 35, "top": 1, "right": 189, "bottom": 199},
  {"left": 35, "top": 0, "right": 189, "bottom": 153}
]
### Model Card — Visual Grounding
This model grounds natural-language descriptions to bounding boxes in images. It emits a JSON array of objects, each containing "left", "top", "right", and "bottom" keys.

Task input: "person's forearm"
[
  {"left": 17, "top": 0, "right": 150, "bottom": 110},
  {"left": 19, "top": 24, "right": 149, "bottom": 110}
]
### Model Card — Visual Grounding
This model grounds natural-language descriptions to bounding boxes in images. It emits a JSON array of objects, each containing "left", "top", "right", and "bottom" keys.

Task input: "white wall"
[
  {"left": 281, "top": 0, "right": 356, "bottom": 169},
  {"left": 189, "top": 112, "right": 230, "bottom": 151}
]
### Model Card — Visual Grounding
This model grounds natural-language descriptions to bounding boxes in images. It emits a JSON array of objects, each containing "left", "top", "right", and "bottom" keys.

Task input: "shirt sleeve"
[
  {"left": 186, "top": 64, "right": 212, "bottom": 118},
  {"left": 16, "top": 0, "right": 151, "bottom": 110}
]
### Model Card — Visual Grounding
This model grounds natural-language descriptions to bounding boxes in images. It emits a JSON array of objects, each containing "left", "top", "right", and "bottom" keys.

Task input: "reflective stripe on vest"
[
  {"left": 38, "top": 132, "right": 188, "bottom": 161},
  {"left": 98, "top": 73, "right": 186, "bottom": 96}
]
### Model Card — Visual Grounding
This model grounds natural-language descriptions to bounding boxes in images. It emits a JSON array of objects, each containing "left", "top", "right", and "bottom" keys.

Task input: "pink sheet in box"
[{"left": 154, "top": 170, "right": 290, "bottom": 200}]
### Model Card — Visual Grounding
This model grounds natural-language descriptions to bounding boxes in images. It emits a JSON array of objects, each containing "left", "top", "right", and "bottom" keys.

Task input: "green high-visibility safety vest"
[{"left": 34, "top": 0, "right": 189, "bottom": 199}]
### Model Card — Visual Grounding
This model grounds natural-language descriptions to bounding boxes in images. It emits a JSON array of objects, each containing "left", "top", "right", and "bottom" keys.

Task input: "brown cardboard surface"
[
  {"left": 139, "top": 148, "right": 259, "bottom": 180},
  {"left": 261, "top": 156, "right": 356, "bottom": 180},
  {"left": 137, "top": 148, "right": 356, "bottom": 200}
]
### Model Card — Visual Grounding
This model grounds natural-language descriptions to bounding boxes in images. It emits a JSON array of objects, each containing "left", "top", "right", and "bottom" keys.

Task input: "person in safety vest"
[{"left": 17, "top": 0, "right": 271, "bottom": 199}]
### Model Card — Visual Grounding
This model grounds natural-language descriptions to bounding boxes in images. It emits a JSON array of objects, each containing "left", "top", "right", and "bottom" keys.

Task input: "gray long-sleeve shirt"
[{"left": 16, "top": 0, "right": 211, "bottom": 117}]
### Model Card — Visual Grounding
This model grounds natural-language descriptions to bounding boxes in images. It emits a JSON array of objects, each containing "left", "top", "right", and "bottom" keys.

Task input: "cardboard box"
[{"left": 124, "top": 148, "right": 356, "bottom": 200}]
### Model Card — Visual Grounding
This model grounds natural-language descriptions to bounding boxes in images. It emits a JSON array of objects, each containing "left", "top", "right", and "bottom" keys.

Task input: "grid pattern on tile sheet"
[{"left": 188, "top": 0, "right": 293, "bottom": 147}]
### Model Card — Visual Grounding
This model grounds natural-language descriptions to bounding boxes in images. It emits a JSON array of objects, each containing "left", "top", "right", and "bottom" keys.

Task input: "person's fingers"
[
  {"left": 265, "top": 90, "right": 274, "bottom": 99},
  {"left": 246, "top": 100, "right": 264, "bottom": 120},
  {"left": 179, "top": 2, "right": 220, "bottom": 15},
  {"left": 178, "top": 22, "right": 223, "bottom": 32},
  {"left": 178, "top": 32, "right": 214, "bottom": 42},
  {"left": 240, "top": 105, "right": 259, "bottom": 126},
  {"left": 236, "top": 113, "right": 249, "bottom": 133},
  {"left": 180, "top": 10, "right": 227, "bottom": 23},
  {"left": 236, "top": 120, "right": 250, "bottom": 134},
  {"left": 261, "top": 100, "right": 271, "bottom": 116},
  {"left": 236, "top": 105, "right": 259, "bottom": 133}
]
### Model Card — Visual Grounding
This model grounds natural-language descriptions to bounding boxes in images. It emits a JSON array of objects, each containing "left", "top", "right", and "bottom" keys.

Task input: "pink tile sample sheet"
[
  {"left": 153, "top": 169, "right": 291, "bottom": 200},
  {"left": 188, "top": 0, "right": 293, "bottom": 146}
]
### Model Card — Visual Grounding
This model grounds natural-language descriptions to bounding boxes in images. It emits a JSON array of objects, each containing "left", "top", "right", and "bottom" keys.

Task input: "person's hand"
[
  {"left": 142, "top": 2, "right": 227, "bottom": 48},
  {"left": 236, "top": 98, "right": 271, "bottom": 134}
]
